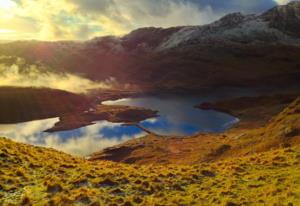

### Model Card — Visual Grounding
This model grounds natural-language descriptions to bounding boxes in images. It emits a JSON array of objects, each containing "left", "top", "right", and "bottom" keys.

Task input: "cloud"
[
  {"left": 70, "top": 0, "right": 115, "bottom": 13},
  {"left": 104, "top": 96, "right": 238, "bottom": 135},
  {"left": 0, "top": 118, "right": 146, "bottom": 156},
  {"left": 0, "top": 0, "right": 289, "bottom": 40},
  {"left": 0, "top": 118, "right": 59, "bottom": 144},
  {"left": 0, "top": 56, "right": 111, "bottom": 93},
  {"left": 43, "top": 130, "right": 142, "bottom": 157},
  {"left": 273, "top": 0, "right": 297, "bottom": 4},
  {"left": 71, "top": 0, "right": 222, "bottom": 31},
  {"left": 0, "top": 0, "right": 224, "bottom": 40}
]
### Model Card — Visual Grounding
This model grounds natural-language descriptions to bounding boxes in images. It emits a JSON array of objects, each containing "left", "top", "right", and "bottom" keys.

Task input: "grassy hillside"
[
  {"left": 91, "top": 95, "right": 300, "bottom": 165},
  {"left": 198, "top": 93, "right": 300, "bottom": 129},
  {"left": 1, "top": 137, "right": 300, "bottom": 206},
  {"left": 0, "top": 95, "right": 300, "bottom": 205},
  {"left": 0, "top": 87, "right": 91, "bottom": 124}
]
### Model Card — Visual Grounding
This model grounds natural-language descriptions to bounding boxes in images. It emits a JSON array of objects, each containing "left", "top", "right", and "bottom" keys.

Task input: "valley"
[{"left": 0, "top": 1, "right": 300, "bottom": 205}]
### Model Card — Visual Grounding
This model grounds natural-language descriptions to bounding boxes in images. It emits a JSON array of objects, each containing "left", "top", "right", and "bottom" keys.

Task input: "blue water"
[
  {"left": 0, "top": 119, "right": 145, "bottom": 156},
  {"left": 0, "top": 93, "right": 240, "bottom": 156},
  {"left": 103, "top": 95, "right": 239, "bottom": 136}
]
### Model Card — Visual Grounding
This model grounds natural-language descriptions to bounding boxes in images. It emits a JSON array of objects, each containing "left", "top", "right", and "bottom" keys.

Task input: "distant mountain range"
[
  {"left": 0, "top": 2, "right": 300, "bottom": 92},
  {"left": 122, "top": 1, "right": 300, "bottom": 51}
]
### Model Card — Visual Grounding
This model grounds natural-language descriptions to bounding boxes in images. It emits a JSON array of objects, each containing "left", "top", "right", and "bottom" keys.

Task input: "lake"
[
  {"left": 103, "top": 95, "right": 239, "bottom": 135},
  {"left": 0, "top": 93, "right": 241, "bottom": 156}
]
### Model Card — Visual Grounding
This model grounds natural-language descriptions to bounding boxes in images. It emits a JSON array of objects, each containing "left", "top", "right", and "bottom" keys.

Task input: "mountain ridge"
[
  {"left": 92, "top": 1, "right": 300, "bottom": 52},
  {"left": 0, "top": 2, "right": 299, "bottom": 91}
]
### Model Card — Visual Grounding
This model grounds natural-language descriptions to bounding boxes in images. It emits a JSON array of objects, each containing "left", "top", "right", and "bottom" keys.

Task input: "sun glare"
[
  {"left": 0, "top": 0, "right": 16, "bottom": 10},
  {"left": 0, "top": 29, "right": 14, "bottom": 33}
]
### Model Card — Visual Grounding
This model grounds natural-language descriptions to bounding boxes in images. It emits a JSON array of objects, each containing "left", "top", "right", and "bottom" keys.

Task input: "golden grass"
[{"left": 1, "top": 137, "right": 300, "bottom": 205}]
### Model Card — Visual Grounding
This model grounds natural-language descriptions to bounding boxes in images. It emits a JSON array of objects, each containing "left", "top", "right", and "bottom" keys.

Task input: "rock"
[
  {"left": 76, "top": 195, "right": 91, "bottom": 204},
  {"left": 284, "top": 126, "right": 298, "bottom": 137},
  {"left": 133, "top": 197, "right": 143, "bottom": 204},
  {"left": 47, "top": 184, "right": 63, "bottom": 194},
  {"left": 110, "top": 188, "right": 125, "bottom": 196},
  {"left": 21, "top": 196, "right": 31, "bottom": 206},
  {"left": 124, "top": 201, "right": 133, "bottom": 206},
  {"left": 72, "top": 179, "right": 89, "bottom": 188},
  {"left": 201, "top": 170, "right": 216, "bottom": 177},
  {"left": 226, "top": 202, "right": 238, "bottom": 206},
  {"left": 215, "top": 145, "right": 231, "bottom": 155},
  {"left": 97, "top": 179, "right": 118, "bottom": 187}
]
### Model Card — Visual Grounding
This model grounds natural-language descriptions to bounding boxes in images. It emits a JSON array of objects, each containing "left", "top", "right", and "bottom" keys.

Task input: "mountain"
[
  {"left": 262, "top": 1, "right": 300, "bottom": 35},
  {"left": 0, "top": 2, "right": 300, "bottom": 92}
]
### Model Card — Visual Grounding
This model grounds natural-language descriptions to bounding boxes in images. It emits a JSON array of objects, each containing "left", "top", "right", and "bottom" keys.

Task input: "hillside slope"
[
  {"left": 1, "top": 137, "right": 300, "bottom": 205},
  {"left": 0, "top": 87, "right": 91, "bottom": 124},
  {"left": 1, "top": 95, "right": 300, "bottom": 205}
]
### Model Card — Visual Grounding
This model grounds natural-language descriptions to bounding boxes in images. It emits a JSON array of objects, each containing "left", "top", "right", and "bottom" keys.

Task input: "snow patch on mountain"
[
  {"left": 219, "top": 18, "right": 299, "bottom": 44},
  {"left": 157, "top": 9, "right": 300, "bottom": 51},
  {"left": 158, "top": 27, "right": 199, "bottom": 50}
]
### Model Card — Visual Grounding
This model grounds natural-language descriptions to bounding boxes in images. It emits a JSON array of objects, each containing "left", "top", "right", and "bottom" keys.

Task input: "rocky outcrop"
[{"left": 262, "top": 1, "right": 300, "bottom": 36}]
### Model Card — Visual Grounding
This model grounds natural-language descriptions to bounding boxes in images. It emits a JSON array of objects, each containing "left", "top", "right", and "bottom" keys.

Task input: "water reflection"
[
  {"left": 0, "top": 118, "right": 145, "bottom": 156},
  {"left": 104, "top": 95, "right": 239, "bottom": 136},
  {"left": 0, "top": 94, "right": 240, "bottom": 156}
]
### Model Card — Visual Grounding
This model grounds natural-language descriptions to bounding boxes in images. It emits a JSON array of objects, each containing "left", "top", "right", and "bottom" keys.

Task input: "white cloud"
[
  {"left": 273, "top": 0, "right": 295, "bottom": 4},
  {"left": 108, "top": 0, "right": 221, "bottom": 28},
  {"left": 3, "top": 0, "right": 290, "bottom": 40},
  {"left": 0, "top": 57, "right": 111, "bottom": 93},
  {"left": 142, "top": 118, "right": 159, "bottom": 124},
  {"left": 1, "top": 0, "right": 223, "bottom": 40},
  {"left": 0, "top": 118, "right": 146, "bottom": 156},
  {"left": 0, "top": 118, "right": 59, "bottom": 143}
]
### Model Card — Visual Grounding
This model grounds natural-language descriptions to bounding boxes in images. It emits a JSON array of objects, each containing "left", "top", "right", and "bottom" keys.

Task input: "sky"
[{"left": 0, "top": 0, "right": 294, "bottom": 41}]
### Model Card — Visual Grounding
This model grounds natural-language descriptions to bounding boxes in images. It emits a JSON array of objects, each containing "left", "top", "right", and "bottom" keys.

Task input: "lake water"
[
  {"left": 0, "top": 118, "right": 146, "bottom": 156},
  {"left": 103, "top": 95, "right": 239, "bottom": 136},
  {"left": 0, "top": 93, "right": 240, "bottom": 156}
]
